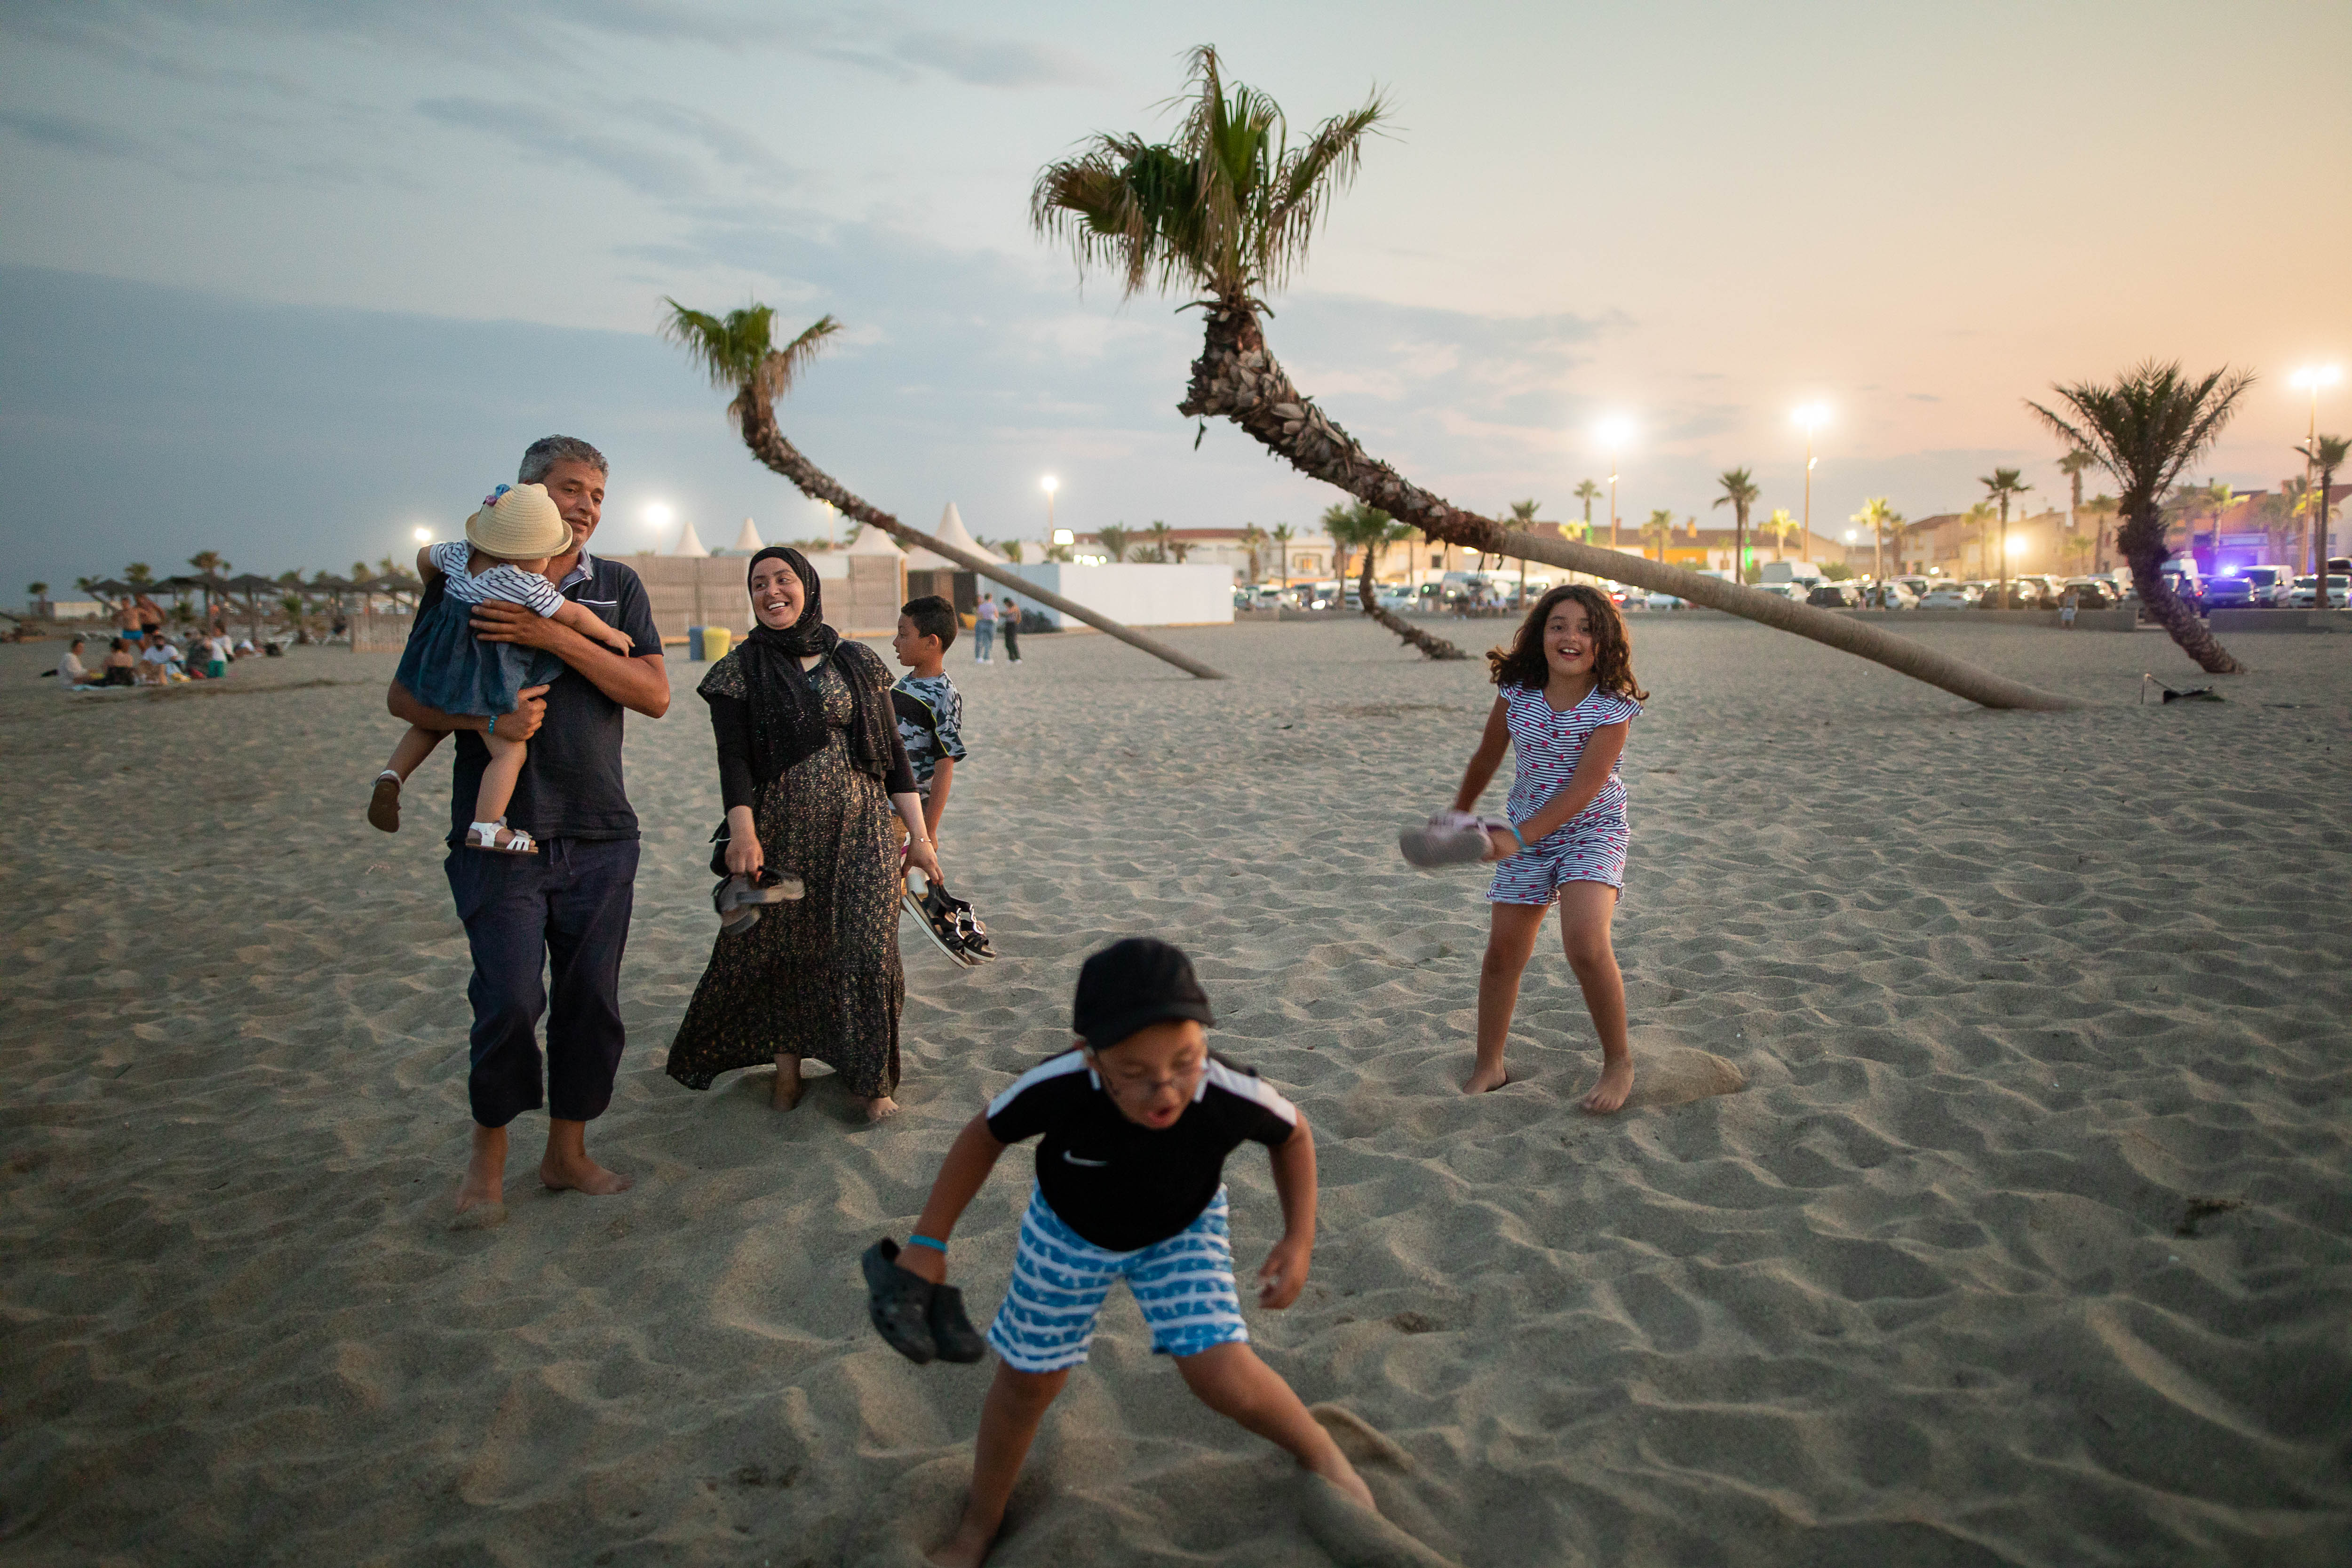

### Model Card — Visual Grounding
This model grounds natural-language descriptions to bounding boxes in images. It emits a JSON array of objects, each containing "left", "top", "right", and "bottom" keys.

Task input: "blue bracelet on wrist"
[{"left": 906, "top": 1234, "right": 948, "bottom": 1254}]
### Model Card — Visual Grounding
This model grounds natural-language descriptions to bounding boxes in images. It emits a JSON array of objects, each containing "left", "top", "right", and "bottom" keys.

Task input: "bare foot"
[
  {"left": 857, "top": 1095, "right": 901, "bottom": 1124},
  {"left": 1304, "top": 1444, "right": 1378, "bottom": 1515},
  {"left": 772, "top": 1052, "right": 803, "bottom": 1111},
  {"left": 1581, "top": 1057, "right": 1634, "bottom": 1114},
  {"left": 540, "top": 1151, "right": 632, "bottom": 1194},
  {"left": 925, "top": 1512, "right": 998, "bottom": 1568},
  {"left": 1461, "top": 1064, "right": 1510, "bottom": 1095},
  {"left": 454, "top": 1123, "right": 507, "bottom": 1219}
]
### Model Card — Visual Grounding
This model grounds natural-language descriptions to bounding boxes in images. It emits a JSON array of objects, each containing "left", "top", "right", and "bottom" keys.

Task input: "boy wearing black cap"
[{"left": 891, "top": 937, "right": 1375, "bottom": 1567}]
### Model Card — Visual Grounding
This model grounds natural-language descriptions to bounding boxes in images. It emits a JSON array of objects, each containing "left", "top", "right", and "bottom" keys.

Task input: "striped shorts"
[
  {"left": 1486, "top": 807, "right": 1631, "bottom": 904},
  {"left": 985, "top": 1185, "right": 1249, "bottom": 1373}
]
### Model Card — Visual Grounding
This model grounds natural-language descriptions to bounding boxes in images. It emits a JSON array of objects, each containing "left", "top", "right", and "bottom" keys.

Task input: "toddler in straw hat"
[{"left": 372, "top": 483, "right": 636, "bottom": 853}]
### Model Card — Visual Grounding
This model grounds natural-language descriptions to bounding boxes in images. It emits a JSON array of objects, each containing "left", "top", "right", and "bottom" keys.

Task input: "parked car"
[
  {"left": 1858, "top": 583, "right": 1917, "bottom": 610},
  {"left": 1895, "top": 576, "right": 1934, "bottom": 599},
  {"left": 2286, "top": 574, "right": 2349, "bottom": 608},
  {"left": 1958, "top": 581, "right": 1993, "bottom": 604},
  {"left": 2200, "top": 575, "right": 2256, "bottom": 611},
  {"left": 1919, "top": 586, "right": 1972, "bottom": 609},
  {"left": 1374, "top": 586, "right": 1417, "bottom": 612},
  {"left": 1806, "top": 583, "right": 1863, "bottom": 608},
  {"left": 1756, "top": 582, "right": 1805, "bottom": 601},
  {"left": 2235, "top": 565, "right": 2295, "bottom": 606},
  {"left": 2060, "top": 578, "right": 2118, "bottom": 609},
  {"left": 1644, "top": 590, "right": 1687, "bottom": 610}
]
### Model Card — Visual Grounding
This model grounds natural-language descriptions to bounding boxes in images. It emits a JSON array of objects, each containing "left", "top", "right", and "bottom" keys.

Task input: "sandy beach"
[{"left": 2, "top": 616, "right": 2347, "bottom": 1567}]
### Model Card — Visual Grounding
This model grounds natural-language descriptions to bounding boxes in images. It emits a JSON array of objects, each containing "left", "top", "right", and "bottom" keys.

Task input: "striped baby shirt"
[{"left": 429, "top": 540, "right": 566, "bottom": 618}]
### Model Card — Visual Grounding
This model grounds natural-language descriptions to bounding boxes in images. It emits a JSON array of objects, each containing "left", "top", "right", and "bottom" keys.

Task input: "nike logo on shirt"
[{"left": 1060, "top": 1151, "right": 1109, "bottom": 1168}]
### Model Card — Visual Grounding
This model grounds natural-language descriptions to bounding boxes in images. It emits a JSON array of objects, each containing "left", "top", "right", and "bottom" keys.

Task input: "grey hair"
[{"left": 517, "top": 435, "right": 608, "bottom": 485}]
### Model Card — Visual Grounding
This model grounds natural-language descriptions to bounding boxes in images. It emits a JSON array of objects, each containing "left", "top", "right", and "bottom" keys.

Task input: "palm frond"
[
  {"left": 750, "top": 314, "right": 842, "bottom": 409},
  {"left": 660, "top": 298, "right": 774, "bottom": 390},
  {"left": 2026, "top": 360, "right": 2254, "bottom": 504}
]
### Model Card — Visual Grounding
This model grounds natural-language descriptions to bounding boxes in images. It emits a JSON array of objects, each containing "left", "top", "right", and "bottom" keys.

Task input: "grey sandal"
[{"left": 1398, "top": 814, "right": 1514, "bottom": 868}]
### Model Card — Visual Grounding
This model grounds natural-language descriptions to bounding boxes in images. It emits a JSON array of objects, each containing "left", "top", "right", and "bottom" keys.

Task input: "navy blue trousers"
[{"left": 443, "top": 837, "right": 639, "bottom": 1128}]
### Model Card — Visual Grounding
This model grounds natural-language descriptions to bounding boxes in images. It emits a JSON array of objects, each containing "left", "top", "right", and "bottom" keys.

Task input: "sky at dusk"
[{"left": 3, "top": 0, "right": 2346, "bottom": 593}]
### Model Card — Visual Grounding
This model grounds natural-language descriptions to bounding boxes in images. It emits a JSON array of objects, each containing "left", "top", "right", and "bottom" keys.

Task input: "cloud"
[
  {"left": 416, "top": 97, "right": 701, "bottom": 198},
  {"left": 0, "top": 107, "right": 157, "bottom": 160},
  {"left": 891, "top": 31, "right": 1105, "bottom": 89}
]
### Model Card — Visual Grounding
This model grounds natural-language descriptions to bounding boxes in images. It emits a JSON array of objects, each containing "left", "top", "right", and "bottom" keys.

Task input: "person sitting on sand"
[
  {"left": 664, "top": 548, "right": 942, "bottom": 1124},
  {"left": 384, "top": 434, "right": 669, "bottom": 1220},
  {"left": 370, "top": 483, "right": 638, "bottom": 852},
  {"left": 891, "top": 937, "right": 1376, "bottom": 1567},
  {"left": 1413, "top": 583, "right": 1645, "bottom": 1111},
  {"left": 54, "top": 637, "right": 98, "bottom": 690},
  {"left": 99, "top": 637, "right": 137, "bottom": 686}
]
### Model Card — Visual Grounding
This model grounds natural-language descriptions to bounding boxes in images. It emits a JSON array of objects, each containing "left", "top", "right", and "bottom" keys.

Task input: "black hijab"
[{"left": 725, "top": 546, "right": 894, "bottom": 782}]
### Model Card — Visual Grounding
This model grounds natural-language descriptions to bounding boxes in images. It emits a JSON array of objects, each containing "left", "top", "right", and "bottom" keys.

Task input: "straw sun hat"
[{"left": 465, "top": 483, "right": 572, "bottom": 560}]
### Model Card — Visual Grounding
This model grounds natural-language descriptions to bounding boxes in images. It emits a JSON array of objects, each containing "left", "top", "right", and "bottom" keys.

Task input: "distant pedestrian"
[
  {"left": 998, "top": 595, "right": 1022, "bottom": 664},
  {"left": 2059, "top": 587, "right": 2079, "bottom": 628},
  {"left": 972, "top": 596, "right": 997, "bottom": 664}
]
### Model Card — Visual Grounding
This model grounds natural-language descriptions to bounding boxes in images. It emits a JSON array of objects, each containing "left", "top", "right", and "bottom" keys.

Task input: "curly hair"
[{"left": 1486, "top": 583, "right": 1647, "bottom": 700}]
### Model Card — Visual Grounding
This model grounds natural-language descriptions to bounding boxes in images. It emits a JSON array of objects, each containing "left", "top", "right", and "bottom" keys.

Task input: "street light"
[
  {"left": 2292, "top": 366, "right": 2342, "bottom": 577},
  {"left": 413, "top": 526, "right": 432, "bottom": 543},
  {"left": 1792, "top": 404, "right": 1830, "bottom": 541},
  {"left": 1041, "top": 475, "right": 1059, "bottom": 546},
  {"left": 1595, "top": 418, "right": 1634, "bottom": 550}
]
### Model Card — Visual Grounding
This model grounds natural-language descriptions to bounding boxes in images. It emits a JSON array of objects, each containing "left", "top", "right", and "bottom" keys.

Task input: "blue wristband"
[
  {"left": 905, "top": 1234, "right": 948, "bottom": 1254},
  {"left": 1505, "top": 821, "right": 1527, "bottom": 851}
]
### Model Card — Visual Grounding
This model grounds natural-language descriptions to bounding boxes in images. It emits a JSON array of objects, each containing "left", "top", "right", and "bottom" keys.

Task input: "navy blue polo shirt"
[{"left": 421, "top": 550, "right": 663, "bottom": 844}]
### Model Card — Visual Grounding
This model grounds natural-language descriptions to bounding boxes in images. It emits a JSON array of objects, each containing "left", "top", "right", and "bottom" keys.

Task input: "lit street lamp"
[
  {"left": 413, "top": 526, "right": 432, "bottom": 543},
  {"left": 1792, "top": 405, "right": 1830, "bottom": 541},
  {"left": 1041, "top": 475, "right": 1059, "bottom": 547},
  {"left": 1595, "top": 418, "right": 1634, "bottom": 550},
  {"left": 2292, "top": 366, "right": 2341, "bottom": 577}
]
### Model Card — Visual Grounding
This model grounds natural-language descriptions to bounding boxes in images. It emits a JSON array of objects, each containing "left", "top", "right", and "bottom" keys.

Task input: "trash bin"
[
  {"left": 686, "top": 624, "right": 706, "bottom": 661},
  {"left": 700, "top": 625, "right": 731, "bottom": 662}
]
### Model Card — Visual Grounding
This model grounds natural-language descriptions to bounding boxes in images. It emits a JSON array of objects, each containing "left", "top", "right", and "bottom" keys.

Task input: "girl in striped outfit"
[{"left": 1433, "top": 584, "right": 1646, "bottom": 1110}]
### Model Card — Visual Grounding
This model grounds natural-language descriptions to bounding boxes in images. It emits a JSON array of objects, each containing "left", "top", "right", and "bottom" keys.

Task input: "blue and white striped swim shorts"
[{"left": 985, "top": 1184, "right": 1249, "bottom": 1373}]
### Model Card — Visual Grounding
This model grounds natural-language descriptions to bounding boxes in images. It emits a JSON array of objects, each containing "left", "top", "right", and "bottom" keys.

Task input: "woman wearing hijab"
[{"left": 665, "top": 548, "right": 945, "bottom": 1122}]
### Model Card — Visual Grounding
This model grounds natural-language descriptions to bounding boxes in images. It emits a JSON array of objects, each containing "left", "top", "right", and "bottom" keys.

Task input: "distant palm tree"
[
  {"left": 2296, "top": 434, "right": 2348, "bottom": 579},
  {"left": 1640, "top": 508, "right": 1674, "bottom": 563},
  {"left": 1851, "top": 497, "right": 1901, "bottom": 584},
  {"left": 2197, "top": 478, "right": 2234, "bottom": 567},
  {"left": 2080, "top": 493, "right": 2119, "bottom": 574},
  {"left": 1140, "top": 520, "right": 1175, "bottom": 562},
  {"left": 1097, "top": 524, "right": 1134, "bottom": 562},
  {"left": 1239, "top": 522, "right": 1269, "bottom": 581},
  {"left": 1321, "top": 501, "right": 1462, "bottom": 655},
  {"left": 125, "top": 563, "right": 153, "bottom": 587},
  {"left": 1028, "top": 44, "right": 2068, "bottom": 708},
  {"left": 2029, "top": 359, "right": 2255, "bottom": 671},
  {"left": 1979, "top": 468, "right": 2032, "bottom": 606},
  {"left": 2057, "top": 447, "right": 2095, "bottom": 533},
  {"left": 1573, "top": 478, "right": 1602, "bottom": 544},
  {"left": 999, "top": 538, "right": 1026, "bottom": 565},
  {"left": 1712, "top": 468, "right": 1759, "bottom": 584},
  {"left": 1271, "top": 523, "right": 1294, "bottom": 588},
  {"left": 1961, "top": 501, "right": 1997, "bottom": 577},
  {"left": 1762, "top": 507, "right": 1798, "bottom": 562}
]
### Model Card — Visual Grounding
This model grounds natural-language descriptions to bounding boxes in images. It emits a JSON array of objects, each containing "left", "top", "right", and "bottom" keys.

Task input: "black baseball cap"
[{"left": 1072, "top": 937, "right": 1214, "bottom": 1051}]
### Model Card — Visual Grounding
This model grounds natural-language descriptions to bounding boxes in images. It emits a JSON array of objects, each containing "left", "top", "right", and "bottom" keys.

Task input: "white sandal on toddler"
[
  {"left": 466, "top": 820, "right": 538, "bottom": 853},
  {"left": 1399, "top": 811, "right": 1520, "bottom": 868}
]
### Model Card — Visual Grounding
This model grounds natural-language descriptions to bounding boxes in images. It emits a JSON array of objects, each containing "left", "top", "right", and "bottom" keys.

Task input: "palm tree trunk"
[
  {"left": 2119, "top": 501, "right": 2242, "bottom": 673},
  {"left": 734, "top": 400, "right": 1226, "bottom": 680},
  {"left": 1178, "top": 301, "right": 2076, "bottom": 712},
  {"left": 1355, "top": 533, "right": 1466, "bottom": 659}
]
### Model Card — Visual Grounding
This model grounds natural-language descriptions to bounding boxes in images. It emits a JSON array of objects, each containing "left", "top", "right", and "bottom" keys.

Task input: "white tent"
[
  {"left": 729, "top": 517, "right": 763, "bottom": 554},
  {"left": 667, "top": 519, "right": 710, "bottom": 557},
  {"left": 843, "top": 522, "right": 906, "bottom": 559},
  {"left": 903, "top": 501, "right": 1004, "bottom": 572}
]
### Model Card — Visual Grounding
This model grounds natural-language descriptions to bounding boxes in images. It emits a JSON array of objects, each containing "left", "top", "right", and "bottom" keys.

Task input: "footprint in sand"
[{"left": 1303, "top": 1405, "right": 1463, "bottom": 1568}]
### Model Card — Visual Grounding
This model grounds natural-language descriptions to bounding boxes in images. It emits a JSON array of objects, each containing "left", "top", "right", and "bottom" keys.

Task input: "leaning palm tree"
[
  {"left": 1032, "top": 47, "right": 2069, "bottom": 708},
  {"left": 2028, "top": 360, "right": 2254, "bottom": 671},
  {"left": 2296, "top": 434, "right": 2347, "bottom": 580},
  {"left": 1712, "top": 468, "right": 1759, "bottom": 584},
  {"left": 660, "top": 301, "right": 1222, "bottom": 678},
  {"left": 1979, "top": 468, "right": 2032, "bottom": 606}
]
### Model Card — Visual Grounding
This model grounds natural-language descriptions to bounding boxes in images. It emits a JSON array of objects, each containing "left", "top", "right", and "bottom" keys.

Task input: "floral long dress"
[{"left": 665, "top": 658, "right": 903, "bottom": 1098}]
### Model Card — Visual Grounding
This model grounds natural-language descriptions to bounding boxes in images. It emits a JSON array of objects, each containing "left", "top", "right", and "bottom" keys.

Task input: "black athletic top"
[{"left": 985, "top": 1048, "right": 1298, "bottom": 1252}]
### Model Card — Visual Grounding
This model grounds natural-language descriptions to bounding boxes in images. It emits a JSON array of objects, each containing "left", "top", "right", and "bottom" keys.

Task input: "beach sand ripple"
[{"left": 2, "top": 619, "right": 2346, "bottom": 1566}]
